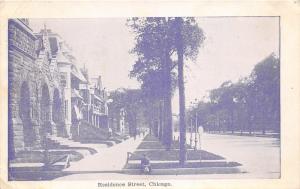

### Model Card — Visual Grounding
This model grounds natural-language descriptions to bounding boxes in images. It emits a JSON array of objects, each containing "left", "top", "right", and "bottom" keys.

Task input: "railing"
[
  {"left": 126, "top": 152, "right": 134, "bottom": 164},
  {"left": 42, "top": 152, "right": 70, "bottom": 170},
  {"left": 92, "top": 105, "right": 106, "bottom": 115}
]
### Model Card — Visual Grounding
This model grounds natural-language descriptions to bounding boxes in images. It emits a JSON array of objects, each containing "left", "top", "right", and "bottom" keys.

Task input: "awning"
[
  {"left": 71, "top": 66, "right": 87, "bottom": 83},
  {"left": 71, "top": 89, "right": 83, "bottom": 99},
  {"left": 73, "top": 105, "right": 82, "bottom": 120},
  {"left": 93, "top": 93, "right": 104, "bottom": 102}
]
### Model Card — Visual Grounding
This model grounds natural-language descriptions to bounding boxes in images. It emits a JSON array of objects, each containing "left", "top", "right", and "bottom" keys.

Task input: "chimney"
[{"left": 98, "top": 76, "right": 102, "bottom": 90}]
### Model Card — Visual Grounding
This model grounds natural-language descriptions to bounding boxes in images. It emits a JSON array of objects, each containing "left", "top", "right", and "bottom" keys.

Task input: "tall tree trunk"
[
  {"left": 262, "top": 122, "right": 266, "bottom": 135},
  {"left": 230, "top": 109, "right": 234, "bottom": 134},
  {"left": 248, "top": 114, "right": 252, "bottom": 134},
  {"left": 218, "top": 115, "right": 221, "bottom": 133},
  {"left": 161, "top": 18, "right": 173, "bottom": 150},
  {"left": 163, "top": 54, "right": 173, "bottom": 150},
  {"left": 176, "top": 17, "right": 187, "bottom": 165},
  {"left": 159, "top": 100, "right": 163, "bottom": 140}
]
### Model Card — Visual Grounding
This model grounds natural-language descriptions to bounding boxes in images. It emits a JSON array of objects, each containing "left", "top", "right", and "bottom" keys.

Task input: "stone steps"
[{"left": 50, "top": 136, "right": 108, "bottom": 153}]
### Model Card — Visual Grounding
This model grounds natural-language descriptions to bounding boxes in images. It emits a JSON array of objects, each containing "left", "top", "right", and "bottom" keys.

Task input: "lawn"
[
  {"left": 124, "top": 161, "right": 241, "bottom": 169},
  {"left": 137, "top": 136, "right": 193, "bottom": 150},
  {"left": 10, "top": 150, "right": 84, "bottom": 163},
  {"left": 133, "top": 135, "right": 224, "bottom": 161},
  {"left": 137, "top": 141, "right": 165, "bottom": 149},
  {"left": 129, "top": 149, "right": 224, "bottom": 161},
  {"left": 125, "top": 134, "right": 242, "bottom": 171},
  {"left": 143, "top": 135, "right": 160, "bottom": 141}
]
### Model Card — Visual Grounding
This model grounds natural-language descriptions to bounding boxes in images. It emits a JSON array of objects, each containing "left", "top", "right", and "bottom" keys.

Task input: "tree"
[
  {"left": 232, "top": 78, "right": 249, "bottom": 134},
  {"left": 127, "top": 17, "right": 176, "bottom": 150},
  {"left": 108, "top": 89, "right": 144, "bottom": 136},
  {"left": 174, "top": 17, "right": 205, "bottom": 165},
  {"left": 127, "top": 17, "right": 205, "bottom": 154},
  {"left": 193, "top": 53, "right": 279, "bottom": 135},
  {"left": 250, "top": 53, "right": 280, "bottom": 134},
  {"left": 139, "top": 69, "right": 178, "bottom": 139},
  {"left": 175, "top": 17, "right": 187, "bottom": 165}
]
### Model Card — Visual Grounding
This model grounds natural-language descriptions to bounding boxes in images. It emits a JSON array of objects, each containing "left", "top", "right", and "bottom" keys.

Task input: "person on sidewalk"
[{"left": 140, "top": 154, "right": 151, "bottom": 174}]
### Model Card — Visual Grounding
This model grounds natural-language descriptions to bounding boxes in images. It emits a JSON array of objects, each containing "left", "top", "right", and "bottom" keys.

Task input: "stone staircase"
[
  {"left": 9, "top": 134, "right": 111, "bottom": 178},
  {"left": 9, "top": 124, "right": 130, "bottom": 180},
  {"left": 49, "top": 135, "right": 107, "bottom": 154},
  {"left": 77, "top": 120, "right": 124, "bottom": 146}
]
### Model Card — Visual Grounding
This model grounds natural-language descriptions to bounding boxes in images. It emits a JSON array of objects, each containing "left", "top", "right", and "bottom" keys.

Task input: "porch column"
[{"left": 48, "top": 99, "right": 57, "bottom": 135}]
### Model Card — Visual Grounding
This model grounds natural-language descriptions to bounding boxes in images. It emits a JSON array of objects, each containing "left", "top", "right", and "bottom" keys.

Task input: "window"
[
  {"left": 64, "top": 100, "right": 68, "bottom": 119},
  {"left": 48, "top": 37, "right": 58, "bottom": 56},
  {"left": 60, "top": 73, "right": 67, "bottom": 88}
]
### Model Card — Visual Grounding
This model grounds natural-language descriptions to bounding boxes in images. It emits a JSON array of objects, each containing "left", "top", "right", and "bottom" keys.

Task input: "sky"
[{"left": 29, "top": 17, "right": 279, "bottom": 114}]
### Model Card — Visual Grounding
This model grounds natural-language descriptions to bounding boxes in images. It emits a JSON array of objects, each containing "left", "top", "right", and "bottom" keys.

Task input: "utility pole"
[{"left": 194, "top": 110, "right": 198, "bottom": 150}]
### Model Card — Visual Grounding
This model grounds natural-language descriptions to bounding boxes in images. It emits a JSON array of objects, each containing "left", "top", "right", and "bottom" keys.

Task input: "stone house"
[
  {"left": 8, "top": 19, "right": 110, "bottom": 160},
  {"left": 8, "top": 19, "right": 65, "bottom": 158}
]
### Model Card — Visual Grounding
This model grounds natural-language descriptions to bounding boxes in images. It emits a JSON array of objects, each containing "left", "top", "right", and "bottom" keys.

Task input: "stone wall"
[{"left": 8, "top": 19, "right": 65, "bottom": 157}]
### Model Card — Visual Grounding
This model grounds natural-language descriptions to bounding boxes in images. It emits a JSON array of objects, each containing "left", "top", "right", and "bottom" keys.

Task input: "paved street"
[
  {"left": 175, "top": 132, "right": 280, "bottom": 178},
  {"left": 200, "top": 133, "right": 280, "bottom": 178},
  {"left": 55, "top": 133, "right": 280, "bottom": 180}
]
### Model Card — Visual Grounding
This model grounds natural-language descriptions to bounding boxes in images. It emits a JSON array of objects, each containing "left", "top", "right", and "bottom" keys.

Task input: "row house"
[
  {"left": 8, "top": 19, "right": 65, "bottom": 157},
  {"left": 79, "top": 71, "right": 109, "bottom": 129},
  {"left": 8, "top": 19, "right": 109, "bottom": 159},
  {"left": 42, "top": 28, "right": 109, "bottom": 139},
  {"left": 89, "top": 76, "right": 108, "bottom": 129},
  {"left": 36, "top": 28, "right": 88, "bottom": 139}
]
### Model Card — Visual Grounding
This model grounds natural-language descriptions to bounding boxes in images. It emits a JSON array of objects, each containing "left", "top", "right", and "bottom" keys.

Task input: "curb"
[{"left": 122, "top": 166, "right": 245, "bottom": 175}]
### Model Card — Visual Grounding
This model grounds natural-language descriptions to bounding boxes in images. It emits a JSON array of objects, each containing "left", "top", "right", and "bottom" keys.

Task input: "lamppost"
[
  {"left": 107, "top": 99, "right": 113, "bottom": 135},
  {"left": 190, "top": 98, "right": 198, "bottom": 150},
  {"left": 159, "top": 100, "right": 163, "bottom": 140},
  {"left": 189, "top": 102, "right": 195, "bottom": 148},
  {"left": 189, "top": 117, "right": 193, "bottom": 146}
]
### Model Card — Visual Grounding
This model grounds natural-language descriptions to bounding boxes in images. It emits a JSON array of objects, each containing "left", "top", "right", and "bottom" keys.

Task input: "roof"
[
  {"left": 93, "top": 93, "right": 104, "bottom": 102},
  {"left": 71, "top": 65, "right": 87, "bottom": 83},
  {"left": 56, "top": 51, "right": 72, "bottom": 64}
]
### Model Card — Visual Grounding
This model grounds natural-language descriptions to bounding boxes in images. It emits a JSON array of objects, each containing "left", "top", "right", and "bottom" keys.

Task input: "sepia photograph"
[{"left": 7, "top": 17, "right": 281, "bottom": 181}]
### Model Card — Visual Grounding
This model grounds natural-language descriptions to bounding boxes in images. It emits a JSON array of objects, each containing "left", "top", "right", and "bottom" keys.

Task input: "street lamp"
[
  {"left": 189, "top": 102, "right": 194, "bottom": 148},
  {"left": 194, "top": 99, "right": 199, "bottom": 150},
  {"left": 107, "top": 99, "right": 113, "bottom": 132},
  {"left": 190, "top": 98, "right": 199, "bottom": 150},
  {"left": 159, "top": 100, "right": 163, "bottom": 140},
  {"left": 189, "top": 118, "right": 193, "bottom": 146}
]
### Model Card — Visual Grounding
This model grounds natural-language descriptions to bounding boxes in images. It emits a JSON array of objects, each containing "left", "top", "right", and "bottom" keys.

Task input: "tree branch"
[
  {"left": 169, "top": 49, "right": 175, "bottom": 56},
  {"left": 171, "top": 61, "right": 178, "bottom": 71}
]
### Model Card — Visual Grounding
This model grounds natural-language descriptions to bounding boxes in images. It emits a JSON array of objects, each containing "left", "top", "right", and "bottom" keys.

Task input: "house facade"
[
  {"left": 8, "top": 19, "right": 65, "bottom": 157},
  {"left": 8, "top": 19, "right": 110, "bottom": 159}
]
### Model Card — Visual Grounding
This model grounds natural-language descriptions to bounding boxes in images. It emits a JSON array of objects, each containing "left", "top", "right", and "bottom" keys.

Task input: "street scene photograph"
[{"left": 8, "top": 17, "right": 280, "bottom": 180}]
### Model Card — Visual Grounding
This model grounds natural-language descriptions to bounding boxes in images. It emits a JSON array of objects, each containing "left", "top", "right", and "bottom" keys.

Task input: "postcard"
[{"left": 0, "top": 1, "right": 299, "bottom": 189}]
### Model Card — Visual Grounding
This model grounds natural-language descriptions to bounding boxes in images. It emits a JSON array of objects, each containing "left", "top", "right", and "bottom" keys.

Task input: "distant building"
[
  {"left": 36, "top": 28, "right": 88, "bottom": 139},
  {"left": 118, "top": 108, "right": 126, "bottom": 134},
  {"left": 88, "top": 76, "right": 109, "bottom": 129}
]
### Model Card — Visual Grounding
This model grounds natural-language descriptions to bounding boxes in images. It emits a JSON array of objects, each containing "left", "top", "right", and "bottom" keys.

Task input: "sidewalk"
[{"left": 63, "top": 135, "right": 145, "bottom": 172}]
